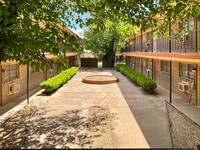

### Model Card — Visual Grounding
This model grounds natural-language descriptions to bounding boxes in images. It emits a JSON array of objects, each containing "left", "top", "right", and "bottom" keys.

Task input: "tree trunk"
[{"left": 102, "top": 34, "right": 116, "bottom": 68}]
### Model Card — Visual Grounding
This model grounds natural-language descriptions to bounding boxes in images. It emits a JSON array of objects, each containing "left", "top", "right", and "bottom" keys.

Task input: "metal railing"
[{"left": 126, "top": 29, "right": 200, "bottom": 53}]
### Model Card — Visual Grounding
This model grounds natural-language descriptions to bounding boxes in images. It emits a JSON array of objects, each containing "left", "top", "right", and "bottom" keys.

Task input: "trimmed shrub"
[
  {"left": 40, "top": 67, "right": 78, "bottom": 93},
  {"left": 115, "top": 64, "right": 157, "bottom": 92}
]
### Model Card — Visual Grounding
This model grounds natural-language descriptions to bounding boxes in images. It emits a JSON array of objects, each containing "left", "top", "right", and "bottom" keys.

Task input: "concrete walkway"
[{"left": 0, "top": 68, "right": 172, "bottom": 148}]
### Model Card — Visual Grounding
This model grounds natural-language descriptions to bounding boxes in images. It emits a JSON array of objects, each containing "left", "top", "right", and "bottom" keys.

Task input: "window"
[
  {"left": 147, "top": 32, "right": 152, "bottom": 41},
  {"left": 3, "top": 64, "right": 19, "bottom": 82},
  {"left": 31, "top": 66, "right": 39, "bottom": 73},
  {"left": 161, "top": 61, "right": 169, "bottom": 73},
  {"left": 179, "top": 18, "right": 195, "bottom": 34},
  {"left": 138, "top": 36, "right": 141, "bottom": 43},
  {"left": 180, "top": 63, "right": 194, "bottom": 80}
]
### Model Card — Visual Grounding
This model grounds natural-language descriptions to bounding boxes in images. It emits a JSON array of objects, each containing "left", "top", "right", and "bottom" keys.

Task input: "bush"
[
  {"left": 115, "top": 64, "right": 157, "bottom": 92},
  {"left": 40, "top": 67, "right": 78, "bottom": 93}
]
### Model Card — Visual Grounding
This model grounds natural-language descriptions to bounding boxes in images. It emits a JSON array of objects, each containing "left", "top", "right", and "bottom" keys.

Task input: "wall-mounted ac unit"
[
  {"left": 132, "top": 64, "right": 135, "bottom": 69},
  {"left": 145, "top": 69, "right": 151, "bottom": 76},
  {"left": 49, "top": 69, "right": 54, "bottom": 76},
  {"left": 180, "top": 35, "right": 189, "bottom": 44},
  {"left": 178, "top": 82, "right": 189, "bottom": 92},
  {"left": 9, "top": 83, "right": 20, "bottom": 94},
  {"left": 145, "top": 42, "right": 150, "bottom": 48}
]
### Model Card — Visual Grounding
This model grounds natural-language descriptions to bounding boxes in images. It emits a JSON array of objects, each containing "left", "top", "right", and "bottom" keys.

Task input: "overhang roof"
[
  {"left": 45, "top": 52, "right": 79, "bottom": 59},
  {"left": 122, "top": 52, "right": 200, "bottom": 64}
]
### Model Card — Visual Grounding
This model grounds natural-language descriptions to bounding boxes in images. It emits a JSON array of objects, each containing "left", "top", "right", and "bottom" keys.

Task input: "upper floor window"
[
  {"left": 147, "top": 32, "right": 152, "bottom": 42},
  {"left": 2, "top": 63, "right": 19, "bottom": 82},
  {"left": 180, "top": 18, "right": 195, "bottom": 34},
  {"left": 180, "top": 63, "right": 195, "bottom": 80},
  {"left": 161, "top": 61, "right": 169, "bottom": 73}
]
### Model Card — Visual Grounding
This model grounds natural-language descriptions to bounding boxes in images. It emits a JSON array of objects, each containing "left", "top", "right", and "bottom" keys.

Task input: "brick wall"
[
  {"left": 155, "top": 60, "right": 197, "bottom": 105},
  {"left": 2, "top": 64, "right": 27, "bottom": 105}
]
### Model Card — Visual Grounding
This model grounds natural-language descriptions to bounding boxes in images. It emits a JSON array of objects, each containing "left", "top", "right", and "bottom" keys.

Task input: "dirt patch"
[
  {"left": 0, "top": 104, "right": 113, "bottom": 149},
  {"left": 84, "top": 106, "right": 113, "bottom": 148},
  {"left": 166, "top": 103, "right": 200, "bottom": 150}
]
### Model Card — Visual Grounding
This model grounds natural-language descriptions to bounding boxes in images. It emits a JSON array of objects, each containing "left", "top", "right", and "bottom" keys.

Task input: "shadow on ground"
[
  {"left": 0, "top": 102, "right": 112, "bottom": 148},
  {"left": 111, "top": 70, "right": 172, "bottom": 148}
]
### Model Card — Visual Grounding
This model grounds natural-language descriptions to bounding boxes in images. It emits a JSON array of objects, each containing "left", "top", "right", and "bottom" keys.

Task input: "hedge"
[
  {"left": 115, "top": 64, "right": 157, "bottom": 92},
  {"left": 40, "top": 67, "right": 78, "bottom": 93}
]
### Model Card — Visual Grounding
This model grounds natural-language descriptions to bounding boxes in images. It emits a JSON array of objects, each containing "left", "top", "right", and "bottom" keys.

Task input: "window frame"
[
  {"left": 179, "top": 63, "right": 195, "bottom": 80},
  {"left": 3, "top": 63, "right": 19, "bottom": 82},
  {"left": 160, "top": 60, "right": 169, "bottom": 73}
]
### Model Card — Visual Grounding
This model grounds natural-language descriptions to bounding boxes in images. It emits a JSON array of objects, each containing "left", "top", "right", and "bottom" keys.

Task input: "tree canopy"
[
  {"left": 83, "top": 20, "right": 137, "bottom": 62},
  {"left": 0, "top": 0, "right": 84, "bottom": 68},
  {"left": 1, "top": 0, "right": 199, "bottom": 68}
]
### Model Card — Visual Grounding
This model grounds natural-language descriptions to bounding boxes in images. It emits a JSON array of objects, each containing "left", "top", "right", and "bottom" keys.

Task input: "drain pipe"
[
  {"left": 27, "top": 65, "right": 29, "bottom": 104},
  {"left": 169, "top": 18, "right": 172, "bottom": 103},
  {"left": 140, "top": 30, "right": 143, "bottom": 74},
  {"left": 0, "top": 62, "right": 2, "bottom": 106}
]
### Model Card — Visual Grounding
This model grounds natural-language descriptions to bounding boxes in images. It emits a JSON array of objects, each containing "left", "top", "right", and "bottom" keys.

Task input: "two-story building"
[
  {"left": 123, "top": 19, "right": 200, "bottom": 106},
  {"left": 0, "top": 25, "right": 81, "bottom": 106}
]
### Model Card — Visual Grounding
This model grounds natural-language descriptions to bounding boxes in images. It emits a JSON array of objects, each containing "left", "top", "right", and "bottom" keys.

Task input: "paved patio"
[{"left": 0, "top": 68, "right": 172, "bottom": 148}]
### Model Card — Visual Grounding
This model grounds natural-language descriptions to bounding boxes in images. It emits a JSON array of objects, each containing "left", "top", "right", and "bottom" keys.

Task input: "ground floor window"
[
  {"left": 179, "top": 63, "right": 195, "bottom": 80},
  {"left": 2, "top": 63, "right": 19, "bottom": 82},
  {"left": 31, "top": 66, "right": 39, "bottom": 73},
  {"left": 160, "top": 61, "right": 169, "bottom": 73}
]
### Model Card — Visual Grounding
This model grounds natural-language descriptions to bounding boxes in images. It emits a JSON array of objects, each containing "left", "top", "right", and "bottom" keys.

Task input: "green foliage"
[
  {"left": 0, "top": 0, "right": 83, "bottom": 68},
  {"left": 75, "top": 0, "right": 199, "bottom": 37},
  {"left": 40, "top": 67, "right": 78, "bottom": 93},
  {"left": 1, "top": 0, "right": 199, "bottom": 67},
  {"left": 115, "top": 64, "right": 157, "bottom": 93},
  {"left": 83, "top": 20, "right": 137, "bottom": 59}
]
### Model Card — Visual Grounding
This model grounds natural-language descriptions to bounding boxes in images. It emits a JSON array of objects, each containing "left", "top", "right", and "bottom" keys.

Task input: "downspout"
[
  {"left": 134, "top": 34, "right": 136, "bottom": 52},
  {"left": 0, "top": 62, "right": 2, "bottom": 106},
  {"left": 27, "top": 65, "right": 29, "bottom": 104},
  {"left": 169, "top": 18, "right": 172, "bottom": 103},
  {"left": 141, "top": 30, "right": 143, "bottom": 74},
  {"left": 195, "top": 19, "right": 198, "bottom": 105},
  {"left": 151, "top": 32, "right": 154, "bottom": 80},
  {"left": 57, "top": 59, "right": 59, "bottom": 74}
]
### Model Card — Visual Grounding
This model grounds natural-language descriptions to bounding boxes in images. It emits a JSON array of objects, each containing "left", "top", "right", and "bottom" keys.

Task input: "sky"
[{"left": 68, "top": 12, "right": 90, "bottom": 38}]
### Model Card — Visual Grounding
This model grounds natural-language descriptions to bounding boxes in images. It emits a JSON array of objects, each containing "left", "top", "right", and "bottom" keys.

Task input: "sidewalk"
[
  {"left": 155, "top": 85, "right": 200, "bottom": 125},
  {"left": 0, "top": 68, "right": 172, "bottom": 148},
  {"left": 0, "top": 87, "right": 42, "bottom": 125}
]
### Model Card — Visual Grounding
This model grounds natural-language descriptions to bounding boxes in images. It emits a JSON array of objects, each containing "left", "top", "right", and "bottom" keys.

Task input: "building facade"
[
  {"left": 124, "top": 19, "right": 200, "bottom": 106},
  {"left": 0, "top": 53, "right": 79, "bottom": 106}
]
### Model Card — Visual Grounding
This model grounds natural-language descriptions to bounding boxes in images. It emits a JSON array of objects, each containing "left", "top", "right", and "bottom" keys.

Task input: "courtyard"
[{"left": 0, "top": 68, "right": 172, "bottom": 148}]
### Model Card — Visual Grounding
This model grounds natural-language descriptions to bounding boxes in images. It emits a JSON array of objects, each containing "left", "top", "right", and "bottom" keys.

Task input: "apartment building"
[
  {"left": 124, "top": 19, "right": 200, "bottom": 106},
  {"left": 0, "top": 18, "right": 82, "bottom": 106},
  {"left": 0, "top": 52, "right": 79, "bottom": 106}
]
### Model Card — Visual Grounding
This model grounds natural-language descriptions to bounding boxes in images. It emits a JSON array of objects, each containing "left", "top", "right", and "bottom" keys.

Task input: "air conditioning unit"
[
  {"left": 9, "top": 84, "right": 20, "bottom": 94},
  {"left": 180, "top": 35, "right": 189, "bottom": 44},
  {"left": 132, "top": 64, "right": 135, "bottom": 69},
  {"left": 178, "top": 82, "right": 189, "bottom": 92},
  {"left": 145, "top": 69, "right": 151, "bottom": 76},
  {"left": 49, "top": 69, "right": 54, "bottom": 76},
  {"left": 145, "top": 42, "right": 150, "bottom": 48}
]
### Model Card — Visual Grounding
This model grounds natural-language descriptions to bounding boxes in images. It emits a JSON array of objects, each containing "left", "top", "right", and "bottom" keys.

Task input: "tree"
[
  {"left": 0, "top": 0, "right": 84, "bottom": 69},
  {"left": 75, "top": 0, "right": 200, "bottom": 36},
  {"left": 1, "top": 0, "right": 199, "bottom": 69},
  {"left": 83, "top": 20, "right": 138, "bottom": 67}
]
